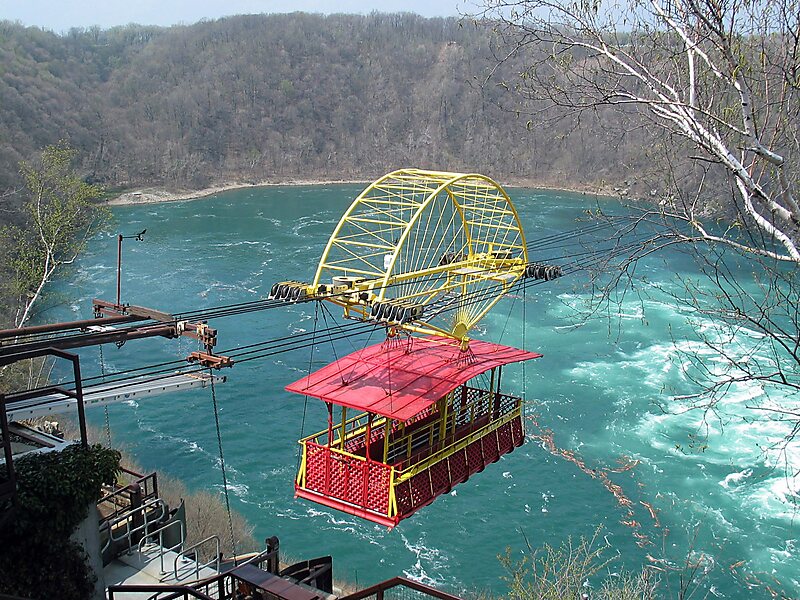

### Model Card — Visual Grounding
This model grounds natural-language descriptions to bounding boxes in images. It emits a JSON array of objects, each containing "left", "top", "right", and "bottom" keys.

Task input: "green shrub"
[{"left": 0, "top": 444, "right": 121, "bottom": 600}]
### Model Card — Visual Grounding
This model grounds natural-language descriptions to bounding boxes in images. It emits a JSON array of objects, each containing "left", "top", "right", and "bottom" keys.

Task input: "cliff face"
[{"left": 0, "top": 14, "right": 661, "bottom": 197}]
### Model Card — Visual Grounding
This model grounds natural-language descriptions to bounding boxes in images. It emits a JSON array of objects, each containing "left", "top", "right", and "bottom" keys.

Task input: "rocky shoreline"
[{"left": 107, "top": 176, "right": 618, "bottom": 206}]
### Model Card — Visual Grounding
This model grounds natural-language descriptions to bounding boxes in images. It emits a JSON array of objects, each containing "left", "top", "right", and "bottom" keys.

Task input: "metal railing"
[
  {"left": 296, "top": 385, "right": 522, "bottom": 522},
  {"left": 340, "top": 577, "right": 463, "bottom": 600},
  {"left": 107, "top": 583, "right": 216, "bottom": 600},
  {"left": 394, "top": 403, "right": 521, "bottom": 482},
  {"left": 173, "top": 536, "right": 221, "bottom": 582},
  {"left": 299, "top": 385, "right": 519, "bottom": 468},
  {"left": 98, "top": 468, "right": 159, "bottom": 524},
  {"left": 100, "top": 496, "right": 167, "bottom": 553},
  {"left": 107, "top": 543, "right": 282, "bottom": 600},
  {"left": 136, "top": 519, "right": 185, "bottom": 577},
  {"left": 109, "top": 573, "right": 463, "bottom": 600}
]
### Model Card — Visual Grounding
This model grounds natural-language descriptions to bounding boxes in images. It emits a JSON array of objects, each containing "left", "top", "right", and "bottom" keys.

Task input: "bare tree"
[
  {"left": 480, "top": 0, "right": 799, "bottom": 259},
  {"left": 476, "top": 1, "right": 799, "bottom": 408}
]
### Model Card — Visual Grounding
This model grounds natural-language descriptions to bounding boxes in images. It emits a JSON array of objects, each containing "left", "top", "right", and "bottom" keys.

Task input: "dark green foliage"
[{"left": 0, "top": 444, "right": 121, "bottom": 600}]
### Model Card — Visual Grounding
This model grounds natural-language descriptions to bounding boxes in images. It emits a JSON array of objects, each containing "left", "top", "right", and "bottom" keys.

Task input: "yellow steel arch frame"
[{"left": 311, "top": 169, "right": 528, "bottom": 343}]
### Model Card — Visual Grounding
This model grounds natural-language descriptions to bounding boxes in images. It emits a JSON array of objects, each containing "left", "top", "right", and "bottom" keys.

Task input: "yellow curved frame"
[{"left": 312, "top": 168, "right": 528, "bottom": 342}]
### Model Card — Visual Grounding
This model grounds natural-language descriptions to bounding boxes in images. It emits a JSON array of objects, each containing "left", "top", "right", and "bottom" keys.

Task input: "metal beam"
[
  {"left": 0, "top": 314, "right": 147, "bottom": 340},
  {"left": 5, "top": 372, "right": 226, "bottom": 422}
]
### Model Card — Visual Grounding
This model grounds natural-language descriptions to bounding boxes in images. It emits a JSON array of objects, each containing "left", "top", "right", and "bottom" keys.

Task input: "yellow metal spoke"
[{"left": 313, "top": 169, "right": 528, "bottom": 344}]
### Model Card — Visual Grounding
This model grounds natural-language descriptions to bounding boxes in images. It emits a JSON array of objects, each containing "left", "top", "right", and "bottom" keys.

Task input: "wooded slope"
[{"left": 0, "top": 13, "right": 655, "bottom": 196}]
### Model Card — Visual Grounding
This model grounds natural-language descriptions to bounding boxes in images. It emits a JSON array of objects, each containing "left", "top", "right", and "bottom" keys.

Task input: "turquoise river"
[{"left": 43, "top": 185, "right": 798, "bottom": 598}]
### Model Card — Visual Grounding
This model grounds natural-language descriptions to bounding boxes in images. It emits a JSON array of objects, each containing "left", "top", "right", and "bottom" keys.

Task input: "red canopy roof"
[{"left": 285, "top": 337, "right": 542, "bottom": 421}]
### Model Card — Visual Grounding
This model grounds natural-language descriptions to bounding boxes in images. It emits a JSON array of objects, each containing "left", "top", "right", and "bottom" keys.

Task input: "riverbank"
[
  {"left": 106, "top": 176, "right": 620, "bottom": 206},
  {"left": 106, "top": 179, "right": 371, "bottom": 206}
]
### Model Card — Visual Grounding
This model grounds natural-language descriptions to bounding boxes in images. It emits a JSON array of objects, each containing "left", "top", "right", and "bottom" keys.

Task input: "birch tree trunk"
[
  {"left": 479, "top": 0, "right": 800, "bottom": 261},
  {"left": 475, "top": 0, "right": 800, "bottom": 448},
  {"left": 3, "top": 141, "right": 106, "bottom": 328}
]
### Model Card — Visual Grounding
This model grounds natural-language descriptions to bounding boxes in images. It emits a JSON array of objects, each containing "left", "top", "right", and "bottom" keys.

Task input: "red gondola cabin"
[{"left": 288, "top": 336, "right": 541, "bottom": 528}]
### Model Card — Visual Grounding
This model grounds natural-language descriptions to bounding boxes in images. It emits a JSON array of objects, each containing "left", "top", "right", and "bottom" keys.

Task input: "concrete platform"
[{"left": 104, "top": 542, "right": 220, "bottom": 599}]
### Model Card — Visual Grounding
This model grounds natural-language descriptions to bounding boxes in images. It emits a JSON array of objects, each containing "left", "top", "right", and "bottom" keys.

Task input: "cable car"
[
  {"left": 277, "top": 169, "right": 546, "bottom": 527},
  {"left": 288, "top": 337, "right": 540, "bottom": 527}
]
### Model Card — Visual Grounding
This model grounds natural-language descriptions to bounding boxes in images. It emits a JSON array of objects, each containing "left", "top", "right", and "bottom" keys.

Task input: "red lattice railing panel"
[
  {"left": 365, "top": 460, "right": 391, "bottom": 512},
  {"left": 302, "top": 443, "right": 391, "bottom": 515},
  {"left": 448, "top": 449, "right": 468, "bottom": 484},
  {"left": 304, "top": 443, "right": 328, "bottom": 491},
  {"left": 394, "top": 481, "right": 413, "bottom": 515},
  {"left": 497, "top": 421, "right": 513, "bottom": 455},
  {"left": 299, "top": 390, "right": 526, "bottom": 526},
  {"left": 429, "top": 460, "right": 450, "bottom": 496},
  {"left": 481, "top": 431, "right": 499, "bottom": 464},
  {"left": 466, "top": 439, "right": 484, "bottom": 472},
  {"left": 409, "top": 471, "right": 434, "bottom": 507},
  {"left": 510, "top": 416, "right": 524, "bottom": 446}
]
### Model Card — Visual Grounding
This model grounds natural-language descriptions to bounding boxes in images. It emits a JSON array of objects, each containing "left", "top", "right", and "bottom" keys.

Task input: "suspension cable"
[{"left": 208, "top": 369, "right": 237, "bottom": 563}]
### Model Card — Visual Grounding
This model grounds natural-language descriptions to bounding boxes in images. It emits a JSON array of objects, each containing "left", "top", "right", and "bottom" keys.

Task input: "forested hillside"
[{"left": 0, "top": 13, "right": 660, "bottom": 199}]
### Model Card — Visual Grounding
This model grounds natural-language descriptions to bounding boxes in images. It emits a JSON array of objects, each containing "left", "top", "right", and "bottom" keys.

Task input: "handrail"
[
  {"left": 340, "top": 576, "right": 463, "bottom": 600},
  {"left": 107, "top": 583, "right": 215, "bottom": 600},
  {"left": 99, "top": 468, "right": 158, "bottom": 506},
  {"left": 300, "top": 401, "right": 519, "bottom": 478},
  {"left": 173, "top": 535, "right": 220, "bottom": 582},
  {"left": 299, "top": 411, "right": 390, "bottom": 445},
  {"left": 300, "top": 385, "right": 516, "bottom": 451},
  {"left": 107, "top": 544, "right": 281, "bottom": 600},
  {"left": 305, "top": 440, "right": 369, "bottom": 464},
  {"left": 100, "top": 496, "right": 167, "bottom": 552},
  {"left": 137, "top": 519, "right": 185, "bottom": 576},
  {"left": 98, "top": 470, "right": 160, "bottom": 529},
  {"left": 394, "top": 405, "right": 520, "bottom": 481}
]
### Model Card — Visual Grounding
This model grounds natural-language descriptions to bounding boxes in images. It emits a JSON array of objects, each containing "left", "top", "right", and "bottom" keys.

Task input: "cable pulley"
[
  {"left": 269, "top": 281, "right": 310, "bottom": 302},
  {"left": 369, "top": 299, "right": 424, "bottom": 325},
  {"left": 524, "top": 262, "right": 563, "bottom": 281}
]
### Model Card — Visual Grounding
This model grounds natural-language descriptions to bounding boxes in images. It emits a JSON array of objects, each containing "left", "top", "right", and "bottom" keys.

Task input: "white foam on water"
[
  {"left": 290, "top": 218, "right": 328, "bottom": 235},
  {"left": 210, "top": 240, "right": 264, "bottom": 247},
  {"left": 720, "top": 469, "right": 753, "bottom": 489},
  {"left": 213, "top": 481, "right": 249, "bottom": 500},
  {"left": 301, "top": 506, "right": 380, "bottom": 545},
  {"left": 554, "top": 323, "right": 584, "bottom": 331},
  {"left": 563, "top": 291, "right": 800, "bottom": 593},
  {"left": 399, "top": 532, "right": 447, "bottom": 587}
]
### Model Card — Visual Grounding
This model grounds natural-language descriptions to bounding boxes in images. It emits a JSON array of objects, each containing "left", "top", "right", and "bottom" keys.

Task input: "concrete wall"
[{"left": 70, "top": 502, "right": 106, "bottom": 600}]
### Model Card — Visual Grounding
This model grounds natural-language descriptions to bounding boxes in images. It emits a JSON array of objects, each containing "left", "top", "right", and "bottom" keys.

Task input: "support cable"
[
  {"left": 99, "top": 344, "right": 112, "bottom": 447},
  {"left": 11, "top": 234, "right": 644, "bottom": 400},
  {"left": 208, "top": 370, "right": 237, "bottom": 564},
  {"left": 297, "top": 302, "right": 320, "bottom": 472},
  {"left": 319, "top": 302, "right": 346, "bottom": 385},
  {"left": 3, "top": 217, "right": 657, "bottom": 407}
]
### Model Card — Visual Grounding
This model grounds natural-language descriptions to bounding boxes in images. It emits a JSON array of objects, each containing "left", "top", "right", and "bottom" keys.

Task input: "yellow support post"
[
  {"left": 383, "top": 418, "right": 392, "bottom": 464},
  {"left": 388, "top": 467, "right": 398, "bottom": 519},
  {"left": 437, "top": 397, "right": 448, "bottom": 450},
  {"left": 296, "top": 443, "right": 308, "bottom": 487},
  {"left": 340, "top": 406, "right": 347, "bottom": 450}
]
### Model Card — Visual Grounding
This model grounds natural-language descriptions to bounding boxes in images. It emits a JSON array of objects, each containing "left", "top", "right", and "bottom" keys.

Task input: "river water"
[{"left": 44, "top": 185, "right": 797, "bottom": 597}]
